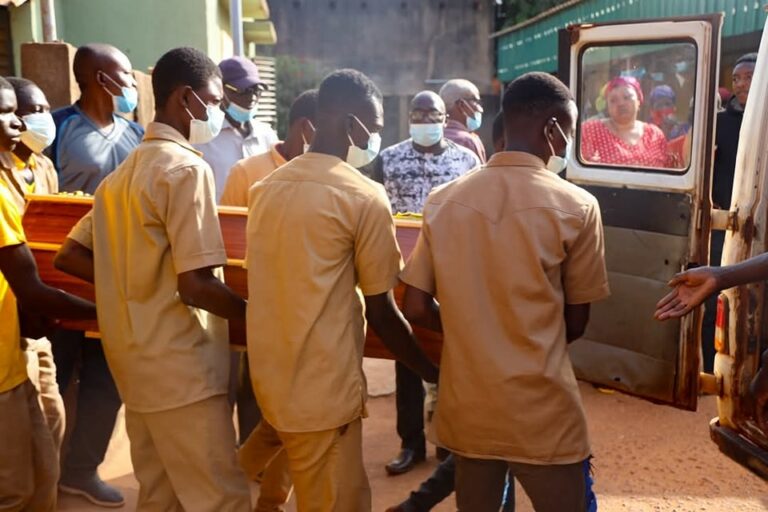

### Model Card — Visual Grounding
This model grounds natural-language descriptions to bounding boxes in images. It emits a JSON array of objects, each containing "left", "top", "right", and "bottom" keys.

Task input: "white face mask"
[
  {"left": 20, "top": 112, "right": 56, "bottom": 154},
  {"left": 544, "top": 120, "right": 571, "bottom": 174},
  {"left": 346, "top": 132, "right": 381, "bottom": 168},
  {"left": 186, "top": 91, "right": 225, "bottom": 145}
]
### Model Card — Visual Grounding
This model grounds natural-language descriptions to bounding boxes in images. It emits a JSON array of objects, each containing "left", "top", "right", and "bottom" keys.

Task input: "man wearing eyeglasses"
[
  {"left": 195, "top": 56, "right": 278, "bottom": 203},
  {"left": 364, "top": 90, "right": 479, "bottom": 477},
  {"left": 439, "top": 79, "right": 487, "bottom": 163}
]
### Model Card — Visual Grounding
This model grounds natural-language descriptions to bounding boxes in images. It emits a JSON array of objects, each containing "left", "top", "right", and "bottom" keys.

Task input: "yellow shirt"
[
  {"left": 246, "top": 152, "right": 402, "bottom": 432},
  {"left": 68, "top": 122, "right": 229, "bottom": 413},
  {"left": 0, "top": 152, "right": 59, "bottom": 211},
  {"left": 220, "top": 143, "right": 287, "bottom": 207},
  {"left": 0, "top": 181, "right": 28, "bottom": 393},
  {"left": 401, "top": 151, "right": 610, "bottom": 464}
]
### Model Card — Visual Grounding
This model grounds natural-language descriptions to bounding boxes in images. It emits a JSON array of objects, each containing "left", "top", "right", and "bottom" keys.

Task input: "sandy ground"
[{"left": 58, "top": 359, "right": 767, "bottom": 512}]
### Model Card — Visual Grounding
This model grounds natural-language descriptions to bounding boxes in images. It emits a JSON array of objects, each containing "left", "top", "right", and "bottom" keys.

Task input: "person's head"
[
  {"left": 285, "top": 88, "right": 318, "bottom": 159},
  {"left": 152, "top": 47, "right": 224, "bottom": 144},
  {"left": 492, "top": 111, "right": 504, "bottom": 154},
  {"left": 73, "top": 43, "right": 137, "bottom": 114},
  {"left": 502, "top": 71, "right": 576, "bottom": 168},
  {"left": 0, "top": 77, "right": 22, "bottom": 152},
  {"left": 649, "top": 85, "right": 677, "bottom": 126},
  {"left": 219, "top": 56, "right": 268, "bottom": 124},
  {"left": 315, "top": 69, "right": 383, "bottom": 166},
  {"left": 408, "top": 90, "right": 446, "bottom": 148},
  {"left": 605, "top": 76, "right": 643, "bottom": 126},
  {"left": 6, "top": 77, "right": 55, "bottom": 155},
  {"left": 439, "top": 78, "right": 483, "bottom": 131},
  {"left": 732, "top": 52, "right": 757, "bottom": 107}
]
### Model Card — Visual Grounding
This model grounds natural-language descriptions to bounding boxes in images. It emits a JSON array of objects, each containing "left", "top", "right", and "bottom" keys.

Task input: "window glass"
[{"left": 578, "top": 42, "right": 697, "bottom": 172}]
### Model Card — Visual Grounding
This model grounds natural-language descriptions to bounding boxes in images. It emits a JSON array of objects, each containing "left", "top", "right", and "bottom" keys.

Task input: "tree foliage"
[
  {"left": 274, "top": 56, "right": 325, "bottom": 139},
  {"left": 501, "top": 0, "right": 564, "bottom": 27}
]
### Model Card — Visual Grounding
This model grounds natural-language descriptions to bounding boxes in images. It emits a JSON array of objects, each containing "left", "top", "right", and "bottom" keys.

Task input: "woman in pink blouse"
[{"left": 581, "top": 76, "right": 673, "bottom": 168}]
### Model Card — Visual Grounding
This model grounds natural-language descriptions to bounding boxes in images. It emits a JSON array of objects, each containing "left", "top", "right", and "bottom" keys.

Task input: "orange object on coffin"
[{"left": 22, "top": 195, "right": 442, "bottom": 363}]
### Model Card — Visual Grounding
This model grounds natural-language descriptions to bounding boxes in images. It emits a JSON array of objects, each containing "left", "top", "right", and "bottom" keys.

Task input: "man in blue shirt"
[{"left": 47, "top": 43, "right": 143, "bottom": 507}]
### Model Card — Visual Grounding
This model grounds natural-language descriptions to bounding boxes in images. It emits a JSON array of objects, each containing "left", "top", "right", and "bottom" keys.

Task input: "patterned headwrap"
[{"left": 605, "top": 76, "right": 644, "bottom": 105}]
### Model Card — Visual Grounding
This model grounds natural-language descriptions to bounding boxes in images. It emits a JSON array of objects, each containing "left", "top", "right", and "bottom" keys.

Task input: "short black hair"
[
  {"left": 152, "top": 47, "right": 221, "bottom": 109},
  {"left": 5, "top": 77, "right": 37, "bottom": 98},
  {"left": 492, "top": 111, "right": 504, "bottom": 146},
  {"left": 317, "top": 69, "right": 382, "bottom": 114},
  {"left": 502, "top": 72, "right": 573, "bottom": 118},
  {"left": 735, "top": 52, "right": 758, "bottom": 66},
  {"left": 0, "top": 76, "right": 12, "bottom": 94},
  {"left": 288, "top": 89, "right": 318, "bottom": 126}
]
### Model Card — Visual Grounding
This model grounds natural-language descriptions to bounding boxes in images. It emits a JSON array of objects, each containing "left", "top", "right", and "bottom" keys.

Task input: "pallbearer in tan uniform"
[
  {"left": 242, "top": 69, "right": 439, "bottom": 512},
  {"left": 224, "top": 89, "right": 317, "bottom": 511},
  {"left": 400, "top": 72, "right": 609, "bottom": 512},
  {"left": 54, "top": 48, "right": 251, "bottom": 512}
]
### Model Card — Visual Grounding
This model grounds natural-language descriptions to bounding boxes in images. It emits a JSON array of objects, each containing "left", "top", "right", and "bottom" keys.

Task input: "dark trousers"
[
  {"left": 401, "top": 454, "right": 515, "bottom": 511},
  {"left": 395, "top": 361, "right": 426, "bottom": 453},
  {"left": 455, "top": 455, "right": 587, "bottom": 512},
  {"left": 51, "top": 330, "right": 122, "bottom": 478},
  {"left": 234, "top": 352, "right": 261, "bottom": 445}
]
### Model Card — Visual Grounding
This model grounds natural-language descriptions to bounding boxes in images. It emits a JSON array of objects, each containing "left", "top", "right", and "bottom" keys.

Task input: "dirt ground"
[{"left": 58, "top": 361, "right": 767, "bottom": 512}]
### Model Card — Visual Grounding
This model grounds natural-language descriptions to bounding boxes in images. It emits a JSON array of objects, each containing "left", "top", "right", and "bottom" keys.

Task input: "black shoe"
[
  {"left": 435, "top": 446, "right": 450, "bottom": 461},
  {"left": 385, "top": 448, "right": 426, "bottom": 476}
]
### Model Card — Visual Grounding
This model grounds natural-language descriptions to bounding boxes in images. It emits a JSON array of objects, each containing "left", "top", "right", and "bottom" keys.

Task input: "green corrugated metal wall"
[{"left": 496, "top": 0, "right": 767, "bottom": 81}]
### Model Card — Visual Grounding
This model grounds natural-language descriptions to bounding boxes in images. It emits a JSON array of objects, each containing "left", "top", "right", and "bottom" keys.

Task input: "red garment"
[
  {"left": 580, "top": 119, "right": 671, "bottom": 168},
  {"left": 444, "top": 120, "right": 486, "bottom": 163}
]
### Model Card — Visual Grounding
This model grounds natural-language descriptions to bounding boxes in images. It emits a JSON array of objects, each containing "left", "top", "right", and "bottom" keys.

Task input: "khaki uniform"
[
  {"left": 244, "top": 153, "right": 401, "bottom": 511},
  {"left": 0, "top": 151, "right": 66, "bottom": 453},
  {"left": 401, "top": 151, "right": 610, "bottom": 512},
  {"left": 221, "top": 143, "right": 293, "bottom": 511},
  {"left": 0, "top": 179, "right": 58, "bottom": 512},
  {"left": 68, "top": 122, "right": 250, "bottom": 511}
]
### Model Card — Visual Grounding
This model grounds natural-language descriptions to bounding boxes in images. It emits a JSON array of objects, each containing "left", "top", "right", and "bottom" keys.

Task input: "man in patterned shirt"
[{"left": 364, "top": 90, "right": 479, "bottom": 476}]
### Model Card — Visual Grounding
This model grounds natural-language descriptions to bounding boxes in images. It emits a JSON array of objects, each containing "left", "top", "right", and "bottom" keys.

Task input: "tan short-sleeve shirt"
[
  {"left": 220, "top": 143, "right": 286, "bottom": 207},
  {"left": 401, "top": 151, "right": 610, "bottom": 464},
  {"left": 67, "top": 122, "right": 229, "bottom": 413},
  {"left": 246, "top": 152, "right": 402, "bottom": 432}
]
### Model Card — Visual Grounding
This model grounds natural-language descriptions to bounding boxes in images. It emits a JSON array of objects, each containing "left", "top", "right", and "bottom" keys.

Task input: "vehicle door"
[{"left": 558, "top": 14, "right": 723, "bottom": 410}]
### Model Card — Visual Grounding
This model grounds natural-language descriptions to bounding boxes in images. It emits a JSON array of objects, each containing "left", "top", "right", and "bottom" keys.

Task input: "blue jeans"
[{"left": 51, "top": 330, "right": 122, "bottom": 479}]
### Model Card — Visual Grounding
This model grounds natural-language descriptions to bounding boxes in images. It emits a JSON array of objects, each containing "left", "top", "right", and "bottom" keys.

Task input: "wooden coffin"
[{"left": 22, "top": 195, "right": 442, "bottom": 363}]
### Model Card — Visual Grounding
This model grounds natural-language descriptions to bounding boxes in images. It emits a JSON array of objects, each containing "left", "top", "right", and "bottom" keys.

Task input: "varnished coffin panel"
[{"left": 23, "top": 195, "right": 442, "bottom": 363}]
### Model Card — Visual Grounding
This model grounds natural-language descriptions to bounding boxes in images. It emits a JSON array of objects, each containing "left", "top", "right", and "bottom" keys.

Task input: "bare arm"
[
  {"left": 402, "top": 284, "right": 442, "bottom": 333},
  {"left": 365, "top": 291, "right": 439, "bottom": 383},
  {"left": 0, "top": 242, "right": 96, "bottom": 319},
  {"left": 54, "top": 238, "right": 95, "bottom": 283},
  {"left": 565, "top": 303, "right": 590, "bottom": 343},
  {"left": 177, "top": 267, "right": 246, "bottom": 320}
]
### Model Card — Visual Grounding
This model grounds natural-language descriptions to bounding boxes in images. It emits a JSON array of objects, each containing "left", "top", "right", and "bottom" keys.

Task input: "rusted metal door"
[{"left": 559, "top": 15, "right": 723, "bottom": 410}]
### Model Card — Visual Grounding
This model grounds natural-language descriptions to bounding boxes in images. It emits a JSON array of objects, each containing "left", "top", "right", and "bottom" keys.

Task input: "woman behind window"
[{"left": 580, "top": 76, "right": 674, "bottom": 168}]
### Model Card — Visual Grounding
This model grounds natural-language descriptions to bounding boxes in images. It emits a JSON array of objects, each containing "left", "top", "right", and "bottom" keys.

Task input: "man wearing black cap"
[{"left": 195, "top": 56, "right": 278, "bottom": 203}]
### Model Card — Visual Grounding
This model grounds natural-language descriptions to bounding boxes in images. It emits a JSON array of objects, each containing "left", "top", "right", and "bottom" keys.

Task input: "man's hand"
[
  {"left": 655, "top": 267, "right": 720, "bottom": 320},
  {"left": 750, "top": 366, "right": 768, "bottom": 431},
  {"left": 18, "top": 307, "right": 59, "bottom": 339}
]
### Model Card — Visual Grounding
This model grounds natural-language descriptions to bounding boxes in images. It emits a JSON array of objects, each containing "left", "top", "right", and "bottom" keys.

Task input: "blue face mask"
[
  {"left": 544, "top": 120, "right": 571, "bottom": 174},
  {"left": 186, "top": 91, "right": 225, "bottom": 145},
  {"left": 466, "top": 111, "right": 482, "bottom": 132},
  {"left": 226, "top": 101, "right": 258, "bottom": 124},
  {"left": 410, "top": 123, "right": 443, "bottom": 147},
  {"left": 20, "top": 112, "right": 56, "bottom": 154},
  {"left": 101, "top": 72, "right": 138, "bottom": 114}
]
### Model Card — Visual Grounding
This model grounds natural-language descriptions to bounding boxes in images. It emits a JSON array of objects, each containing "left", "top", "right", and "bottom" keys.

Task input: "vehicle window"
[{"left": 577, "top": 42, "right": 697, "bottom": 172}]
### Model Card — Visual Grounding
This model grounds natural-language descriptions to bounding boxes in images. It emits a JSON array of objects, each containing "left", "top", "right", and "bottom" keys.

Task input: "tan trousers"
[
  {"left": 0, "top": 380, "right": 59, "bottom": 512},
  {"left": 280, "top": 418, "right": 370, "bottom": 512},
  {"left": 455, "top": 454, "right": 586, "bottom": 512},
  {"left": 25, "top": 338, "right": 65, "bottom": 451},
  {"left": 238, "top": 421, "right": 294, "bottom": 511},
  {"left": 125, "top": 395, "right": 252, "bottom": 512}
]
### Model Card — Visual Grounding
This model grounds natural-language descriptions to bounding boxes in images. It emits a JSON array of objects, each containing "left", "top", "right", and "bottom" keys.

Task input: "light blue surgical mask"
[
  {"left": 20, "top": 112, "right": 56, "bottom": 154},
  {"left": 346, "top": 132, "right": 381, "bottom": 168},
  {"left": 410, "top": 123, "right": 443, "bottom": 147},
  {"left": 544, "top": 120, "right": 571, "bottom": 174},
  {"left": 466, "top": 111, "right": 482, "bottom": 132},
  {"left": 226, "top": 101, "right": 258, "bottom": 123},
  {"left": 186, "top": 91, "right": 225, "bottom": 145},
  {"left": 101, "top": 72, "right": 138, "bottom": 114}
]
